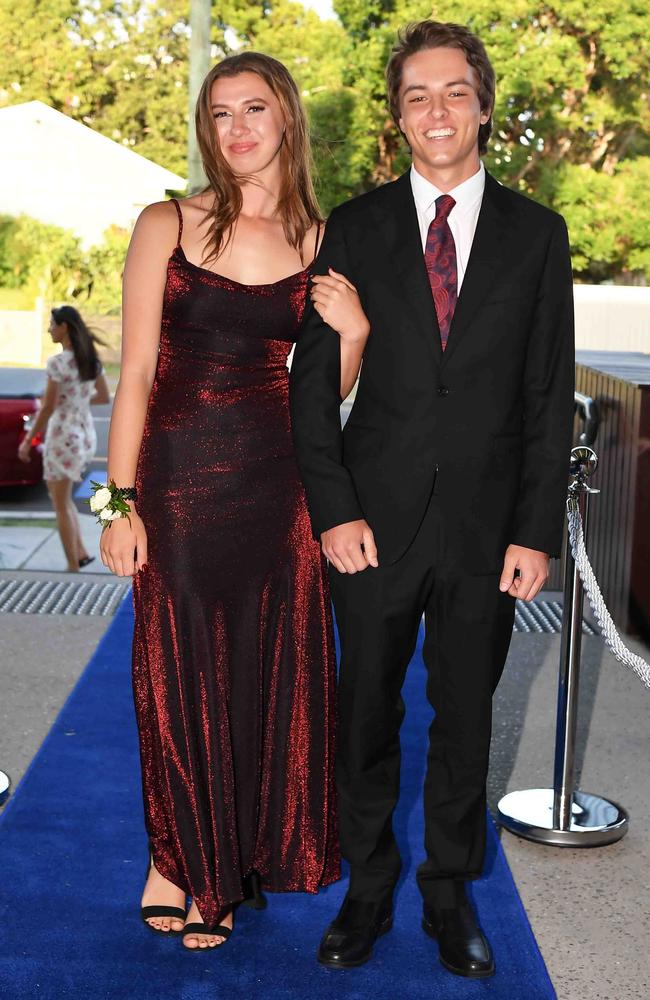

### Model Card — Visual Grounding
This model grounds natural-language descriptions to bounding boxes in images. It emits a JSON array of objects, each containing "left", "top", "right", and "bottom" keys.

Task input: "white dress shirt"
[{"left": 410, "top": 162, "right": 485, "bottom": 292}]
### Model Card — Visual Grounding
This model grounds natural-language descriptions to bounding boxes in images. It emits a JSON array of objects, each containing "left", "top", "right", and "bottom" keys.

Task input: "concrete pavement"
[
  {"left": 0, "top": 512, "right": 109, "bottom": 573},
  {"left": 489, "top": 630, "right": 650, "bottom": 999},
  {"left": 0, "top": 570, "right": 114, "bottom": 785}
]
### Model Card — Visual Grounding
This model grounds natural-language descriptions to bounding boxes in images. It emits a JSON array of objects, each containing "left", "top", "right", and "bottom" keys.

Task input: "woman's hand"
[
  {"left": 17, "top": 438, "right": 32, "bottom": 464},
  {"left": 100, "top": 508, "right": 148, "bottom": 577},
  {"left": 310, "top": 268, "right": 370, "bottom": 343}
]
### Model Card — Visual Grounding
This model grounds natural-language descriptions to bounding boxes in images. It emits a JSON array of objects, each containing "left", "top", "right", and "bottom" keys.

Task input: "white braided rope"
[{"left": 567, "top": 495, "right": 650, "bottom": 689}]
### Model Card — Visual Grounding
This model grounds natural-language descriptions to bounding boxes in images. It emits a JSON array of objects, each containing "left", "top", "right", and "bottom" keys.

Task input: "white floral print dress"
[{"left": 43, "top": 349, "right": 98, "bottom": 482}]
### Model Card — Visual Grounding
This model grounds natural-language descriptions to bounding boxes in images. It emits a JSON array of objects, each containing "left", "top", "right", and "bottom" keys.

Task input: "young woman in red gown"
[{"left": 101, "top": 53, "right": 369, "bottom": 949}]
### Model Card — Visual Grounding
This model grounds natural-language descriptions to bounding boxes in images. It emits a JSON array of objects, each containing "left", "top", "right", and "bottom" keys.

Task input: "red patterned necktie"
[{"left": 424, "top": 194, "right": 457, "bottom": 351}]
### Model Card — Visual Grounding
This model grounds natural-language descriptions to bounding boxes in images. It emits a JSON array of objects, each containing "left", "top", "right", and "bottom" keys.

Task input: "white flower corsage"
[{"left": 87, "top": 479, "right": 136, "bottom": 528}]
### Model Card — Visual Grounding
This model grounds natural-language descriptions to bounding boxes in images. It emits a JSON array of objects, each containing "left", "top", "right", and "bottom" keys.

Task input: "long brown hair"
[
  {"left": 51, "top": 305, "right": 104, "bottom": 382},
  {"left": 195, "top": 52, "right": 322, "bottom": 266},
  {"left": 386, "top": 21, "right": 496, "bottom": 156}
]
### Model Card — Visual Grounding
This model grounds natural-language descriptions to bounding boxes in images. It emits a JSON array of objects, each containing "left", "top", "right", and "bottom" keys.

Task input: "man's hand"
[
  {"left": 321, "top": 519, "right": 378, "bottom": 574},
  {"left": 499, "top": 544, "right": 549, "bottom": 601}
]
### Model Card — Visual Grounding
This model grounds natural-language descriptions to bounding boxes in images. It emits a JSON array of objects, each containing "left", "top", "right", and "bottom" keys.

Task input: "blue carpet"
[
  {"left": 0, "top": 599, "right": 555, "bottom": 999},
  {"left": 75, "top": 469, "right": 105, "bottom": 500}
]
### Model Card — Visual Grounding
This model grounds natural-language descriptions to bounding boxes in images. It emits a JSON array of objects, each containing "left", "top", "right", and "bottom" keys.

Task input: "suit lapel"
[
  {"left": 441, "top": 171, "right": 510, "bottom": 366},
  {"left": 370, "top": 172, "right": 443, "bottom": 367},
  {"left": 369, "top": 169, "right": 512, "bottom": 369}
]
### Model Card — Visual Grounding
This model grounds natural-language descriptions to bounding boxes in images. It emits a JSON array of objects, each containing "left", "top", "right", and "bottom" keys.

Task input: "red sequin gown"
[{"left": 131, "top": 205, "right": 339, "bottom": 928}]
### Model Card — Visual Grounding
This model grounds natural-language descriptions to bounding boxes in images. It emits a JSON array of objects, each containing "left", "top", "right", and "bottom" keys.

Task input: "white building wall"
[
  {"left": 0, "top": 304, "right": 43, "bottom": 366},
  {"left": 0, "top": 102, "right": 185, "bottom": 247},
  {"left": 574, "top": 285, "right": 650, "bottom": 354}
]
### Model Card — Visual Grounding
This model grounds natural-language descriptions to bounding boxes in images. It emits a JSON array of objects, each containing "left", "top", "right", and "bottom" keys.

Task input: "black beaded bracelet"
[{"left": 117, "top": 486, "right": 138, "bottom": 502}]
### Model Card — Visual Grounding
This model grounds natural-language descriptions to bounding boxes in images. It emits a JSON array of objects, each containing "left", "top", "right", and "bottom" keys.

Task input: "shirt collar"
[{"left": 410, "top": 161, "right": 485, "bottom": 217}]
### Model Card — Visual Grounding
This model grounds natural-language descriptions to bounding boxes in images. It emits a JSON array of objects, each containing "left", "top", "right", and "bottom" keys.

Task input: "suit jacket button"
[{"left": 437, "top": 386, "right": 449, "bottom": 396}]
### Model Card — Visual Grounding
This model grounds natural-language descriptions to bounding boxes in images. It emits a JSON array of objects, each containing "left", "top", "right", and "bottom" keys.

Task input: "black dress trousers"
[{"left": 328, "top": 493, "right": 516, "bottom": 910}]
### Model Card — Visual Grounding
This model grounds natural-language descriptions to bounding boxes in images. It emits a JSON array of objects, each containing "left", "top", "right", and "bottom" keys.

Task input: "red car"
[{"left": 0, "top": 367, "right": 45, "bottom": 486}]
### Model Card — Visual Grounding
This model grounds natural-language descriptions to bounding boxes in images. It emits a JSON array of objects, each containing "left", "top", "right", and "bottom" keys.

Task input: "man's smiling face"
[{"left": 398, "top": 46, "right": 491, "bottom": 187}]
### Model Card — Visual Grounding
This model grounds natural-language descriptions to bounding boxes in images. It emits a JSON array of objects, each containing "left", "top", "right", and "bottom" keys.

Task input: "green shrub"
[{"left": 0, "top": 215, "right": 129, "bottom": 314}]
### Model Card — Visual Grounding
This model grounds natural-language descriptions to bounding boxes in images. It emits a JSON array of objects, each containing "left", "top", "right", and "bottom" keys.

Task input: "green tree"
[
  {"left": 0, "top": 215, "right": 130, "bottom": 311},
  {"left": 551, "top": 159, "right": 650, "bottom": 281},
  {"left": 86, "top": 227, "right": 131, "bottom": 313},
  {"left": 1, "top": 0, "right": 648, "bottom": 280},
  {"left": 0, "top": 215, "right": 88, "bottom": 301},
  {"left": 325, "top": 0, "right": 650, "bottom": 280},
  {"left": 0, "top": 0, "right": 193, "bottom": 176}
]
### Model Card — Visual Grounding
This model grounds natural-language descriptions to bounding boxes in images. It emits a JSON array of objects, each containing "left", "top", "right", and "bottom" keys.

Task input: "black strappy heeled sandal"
[
  {"left": 182, "top": 921, "right": 232, "bottom": 949},
  {"left": 242, "top": 871, "right": 267, "bottom": 910},
  {"left": 140, "top": 851, "right": 187, "bottom": 935}
]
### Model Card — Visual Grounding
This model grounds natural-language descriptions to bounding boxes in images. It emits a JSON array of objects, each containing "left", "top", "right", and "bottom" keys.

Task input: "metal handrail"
[{"left": 574, "top": 391, "right": 599, "bottom": 447}]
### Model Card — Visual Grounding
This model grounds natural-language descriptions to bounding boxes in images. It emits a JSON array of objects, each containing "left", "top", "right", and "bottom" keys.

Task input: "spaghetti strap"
[
  {"left": 312, "top": 221, "right": 323, "bottom": 263},
  {"left": 170, "top": 198, "right": 183, "bottom": 248}
]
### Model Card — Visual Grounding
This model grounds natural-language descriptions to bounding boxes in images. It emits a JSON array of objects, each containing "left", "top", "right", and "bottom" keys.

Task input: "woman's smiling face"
[{"left": 210, "top": 71, "right": 286, "bottom": 177}]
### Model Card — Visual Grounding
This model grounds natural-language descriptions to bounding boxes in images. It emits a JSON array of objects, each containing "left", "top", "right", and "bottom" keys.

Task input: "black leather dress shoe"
[
  {"left": 318, "top": 895, "right": 393, "bottom": 969},
  {"left": 423, "top": 900, "right": 495, "bottom": 978}
]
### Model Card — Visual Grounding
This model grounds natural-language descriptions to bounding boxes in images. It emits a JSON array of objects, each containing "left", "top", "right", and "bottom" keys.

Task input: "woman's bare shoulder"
[
  {"left": 134, "top": 200, "right": 180, "bottom": 236},
  {"left": 126, "top": 201, "right": 183, "bottom": 263}
]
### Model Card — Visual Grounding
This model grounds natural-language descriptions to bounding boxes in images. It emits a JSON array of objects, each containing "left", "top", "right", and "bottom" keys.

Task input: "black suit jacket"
[{"left": 289, "top": 169, "right": 575, "bottom": 571}]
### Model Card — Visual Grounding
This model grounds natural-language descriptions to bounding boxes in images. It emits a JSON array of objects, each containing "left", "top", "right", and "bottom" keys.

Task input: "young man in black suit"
[{"left": 290, "top": 20, "right": 574, "bottom": 978}]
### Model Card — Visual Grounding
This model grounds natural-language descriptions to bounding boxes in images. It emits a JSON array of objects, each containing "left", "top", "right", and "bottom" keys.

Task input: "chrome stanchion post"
[
  {"left": 497, "top": 447, "right": 629, "bottom": 847},
  {"left": 553, "top": 453, "right": 595, "bottom": 830}
]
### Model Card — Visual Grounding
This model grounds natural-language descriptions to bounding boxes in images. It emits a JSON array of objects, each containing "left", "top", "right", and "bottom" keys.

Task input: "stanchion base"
[
  {"left": 0, "top": 770, "right": 10, "bottom": 807},
  {"left": 497, "top": 788, "right": 628, "bottom": 847}
]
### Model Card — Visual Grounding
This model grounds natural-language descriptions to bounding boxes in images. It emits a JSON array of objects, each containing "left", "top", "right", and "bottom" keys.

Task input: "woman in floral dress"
[{"left": 18, "top": 305, "right": 110, "bottom": 571}]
